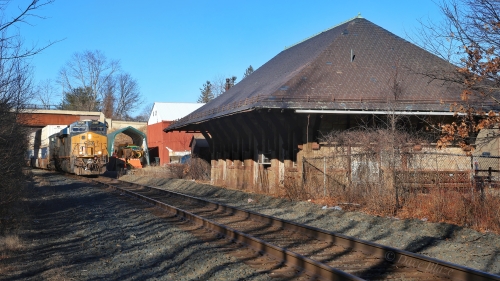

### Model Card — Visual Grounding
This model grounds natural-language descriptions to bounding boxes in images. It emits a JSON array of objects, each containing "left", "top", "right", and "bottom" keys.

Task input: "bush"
[
  {"left": 0, "top": 1, "right": 58, "bottom": 232},
  {"left": 129, "top": 156, "right": 211, "bottom": 181},
  {"left": 167, "top": 163, "right": 185, "bottom": 179},
  {"left": 184, "top": 156, "right": 210, "bottom": 181},
  {"left": 0, "top": 109, "right": 30, "bottom": 231}
]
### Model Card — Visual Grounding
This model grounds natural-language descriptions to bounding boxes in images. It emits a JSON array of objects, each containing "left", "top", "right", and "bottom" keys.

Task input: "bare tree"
[
  {"left": 134, "top": 102, "right": 153, "bottom": 122},
  {"left": 319, "top": 66, "right": 420, "bottom": 213},
  {"left": 58, "top": 50, "right": 120, "bottom": 112},
  {"left": 101, "top": 76, "right": 116, "bottom": 118},
  {"left": 208, "top": 74, "right": 238, "bottom": 98},
  {"left": 0, "top": 0, "right": 55, "bottom": 224},
  {"left": 411, "top": 0, "right": 500, "bottom": 148},
  {"left": 210, "top": 74, "right": 226, "bottom": 97},
  {"left": 114, "top": 72, "right": 141, "bottom": 120},
  {"left": 0, "top": 0, "right": 57, "bottom": 60},
  {"left": 34, "top": 79, "right": 57, "bottom": 108},
  {"left": 387, "top": 61, "right": 408, "bottom": 101},
  {"left": 57, "top": 51, "right": 145, "bottom": 118}
]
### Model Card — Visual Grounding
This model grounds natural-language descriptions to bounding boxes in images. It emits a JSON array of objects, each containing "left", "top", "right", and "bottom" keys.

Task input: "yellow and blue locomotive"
[{"left": 48, "top": 120, "right": 108, "bottom": 175}]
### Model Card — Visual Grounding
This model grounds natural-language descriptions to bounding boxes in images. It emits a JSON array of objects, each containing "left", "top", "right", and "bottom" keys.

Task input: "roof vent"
[
  {"left": 280, "top": 86, "right": 289, "bottom": 91},
  {"left": 342, "top": 29, "right": 349, "bottom": 35}
]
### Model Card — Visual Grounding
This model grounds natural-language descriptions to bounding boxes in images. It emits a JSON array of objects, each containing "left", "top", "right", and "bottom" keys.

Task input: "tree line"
[
  {"left": 197, "top": 65, "right": 254, "bottom": 103},
  {"left": 0, "top": 0, "right": 55, "bottom": 227},
  {"left": 35, "top": 50, "right": 151, "bottom": 121}
]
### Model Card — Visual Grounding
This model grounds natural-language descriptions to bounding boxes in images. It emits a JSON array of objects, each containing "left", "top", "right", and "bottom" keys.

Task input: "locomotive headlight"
[
  {"left": 87, "top": 134, "right": 92, "bottom": 140},
  {"left": 79, "top": 151, "right": 83, "bottom": 155},
  {"left": 97, "top": 151, "right": 102, "bottom": 155}
]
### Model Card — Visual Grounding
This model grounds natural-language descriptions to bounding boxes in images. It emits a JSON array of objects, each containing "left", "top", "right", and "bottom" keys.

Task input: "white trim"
[
  {"left": 170, "top": 151, "right": 191, "bottom": 157},
  {"left": 295, "top": 110, "right": 461, "bottom": 116}
]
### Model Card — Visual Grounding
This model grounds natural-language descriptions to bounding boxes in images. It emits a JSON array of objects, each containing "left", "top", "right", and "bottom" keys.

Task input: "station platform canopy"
[{"left": 107, "top": 126, "right": 149, "bottom": 165}]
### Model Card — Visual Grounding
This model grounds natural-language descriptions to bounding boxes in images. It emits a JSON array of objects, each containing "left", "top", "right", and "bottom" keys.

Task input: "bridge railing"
[{"left": 24, "top": 104, "right": 59, "bottom": 110}]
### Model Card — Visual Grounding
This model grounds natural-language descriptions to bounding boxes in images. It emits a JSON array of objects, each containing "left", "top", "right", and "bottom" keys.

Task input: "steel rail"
[
  {"left": 90, "top": 177, "right": 363, "bottom": 281},
  {"left": 94, "top": 177, "right": 500, "bottom": 281}
]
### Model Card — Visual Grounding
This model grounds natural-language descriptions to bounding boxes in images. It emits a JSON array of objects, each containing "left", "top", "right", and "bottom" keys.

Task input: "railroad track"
[{"left": 80, "top": 175, "right": 500, "bottom": 281}]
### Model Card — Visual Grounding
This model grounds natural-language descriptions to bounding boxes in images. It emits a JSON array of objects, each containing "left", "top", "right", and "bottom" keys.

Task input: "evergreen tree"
[
  {"left": 243, "top": 65, "right": 254, "bottom": 79},
  {"left": 59, "top": 86, "right": 100, "bottom": 111},
  {"left": 198, "top": 81, "right": 214, "bottom": 103}
]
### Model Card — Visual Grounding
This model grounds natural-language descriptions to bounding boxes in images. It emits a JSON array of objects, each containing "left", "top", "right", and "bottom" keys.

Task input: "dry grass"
[
  {"left": 399, "top": 189, "right": 500, "bottom": 233},
  {"left": 281, "top": 175, "right": 310, "bottom": 200},
  {"left": 131, "top": 157, "right": 211, "bottom": 181},
  {"left": 298, "top": 177, "right": 500, "bottom": 233},
  {"left": 131, "top": 164, "right": 185, "bottom": 179},
  {"left": 0, "top": 235, "right": 23, "bottom": 251},
  {"left": 131, "top": 165, "right": 172, "bottom": 178}
]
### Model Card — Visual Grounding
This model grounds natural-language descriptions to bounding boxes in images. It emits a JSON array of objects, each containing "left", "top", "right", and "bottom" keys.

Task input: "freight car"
[{"left": 27, "top": 125, "right": 67, "bottom": 169}]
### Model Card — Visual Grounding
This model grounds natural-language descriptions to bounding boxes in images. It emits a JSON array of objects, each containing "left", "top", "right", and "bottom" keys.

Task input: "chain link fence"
[{"left": 303, "top": 152, "right": 500, "bottom": 199}]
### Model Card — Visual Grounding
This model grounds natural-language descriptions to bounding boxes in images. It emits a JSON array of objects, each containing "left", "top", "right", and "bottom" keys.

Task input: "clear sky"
[{"left": 11, "top": 0, "right": 444, "bottom": 110}]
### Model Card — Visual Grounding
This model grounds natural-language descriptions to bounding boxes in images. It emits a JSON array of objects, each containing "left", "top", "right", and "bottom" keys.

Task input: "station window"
[{"left": 258, "top": 153, "right": 271, "bottom": 165}]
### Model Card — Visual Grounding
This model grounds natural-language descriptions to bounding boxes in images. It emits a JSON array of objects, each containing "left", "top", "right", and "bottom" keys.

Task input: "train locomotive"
[{"left": 47, "top": 120, "right": 109, "bottom": 175}]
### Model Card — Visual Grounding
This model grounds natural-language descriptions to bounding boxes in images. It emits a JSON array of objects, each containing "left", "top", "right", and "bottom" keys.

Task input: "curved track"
[{"left": 84, "top": 176, "right": 500, "bottom": 281}]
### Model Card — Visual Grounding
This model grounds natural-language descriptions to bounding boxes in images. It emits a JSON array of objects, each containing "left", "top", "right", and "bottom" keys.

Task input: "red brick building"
[{"left": 147, "top": 102, "right": 204, "bottom": 165}]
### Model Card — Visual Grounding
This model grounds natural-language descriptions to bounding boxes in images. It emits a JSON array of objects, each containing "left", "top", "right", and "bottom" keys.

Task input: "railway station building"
[{"left": 165, "top": 16, "right": 497, "bottom": 192}]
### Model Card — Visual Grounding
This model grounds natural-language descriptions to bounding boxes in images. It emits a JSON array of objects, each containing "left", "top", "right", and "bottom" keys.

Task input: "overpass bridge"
[
  {"left": 19, "top": 109, "right": 146, "bottom": 130},
  {"left": 20, "top": 109, "right": 106, "bottom": 128}
]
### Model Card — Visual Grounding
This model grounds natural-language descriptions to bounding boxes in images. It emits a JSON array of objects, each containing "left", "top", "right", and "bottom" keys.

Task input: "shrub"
[
  {"left": 184, "top": 156, "right": 211, "bottom": 181},
  {"left": 0, "top": 109, "right": 30, "bottom": 231}
]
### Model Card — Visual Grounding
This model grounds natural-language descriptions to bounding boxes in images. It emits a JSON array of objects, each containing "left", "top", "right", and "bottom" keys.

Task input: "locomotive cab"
[
  {"left": 70, "top": 120, "right": 108, "bottom": 175},
  {"left": 49, "top": 120, "right": 109, "bottom": 175}
]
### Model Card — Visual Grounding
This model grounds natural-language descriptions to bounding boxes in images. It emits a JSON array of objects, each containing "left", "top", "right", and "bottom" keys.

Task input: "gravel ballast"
[
  {"left": 119, "top": 174, "right": 500, "bottom": 276},
  {"left": 2, "top": 170, "right": 499, "bottom": 280},
  {"left": 0, "top": 170, "right": 291, "bottom": 281}
]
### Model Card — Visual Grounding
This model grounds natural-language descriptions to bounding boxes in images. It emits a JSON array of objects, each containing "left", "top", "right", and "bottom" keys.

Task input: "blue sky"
[{"left": 11, "top": 0, "right": 444, "bottom": 111}]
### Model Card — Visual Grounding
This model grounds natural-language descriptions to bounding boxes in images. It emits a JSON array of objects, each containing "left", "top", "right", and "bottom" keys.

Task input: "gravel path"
[
  {"left": 0, "top": 170, "right": 292, "bottom": 281},
  {"left": 119, "top": 175, "right": 500, "bottom": 276}
]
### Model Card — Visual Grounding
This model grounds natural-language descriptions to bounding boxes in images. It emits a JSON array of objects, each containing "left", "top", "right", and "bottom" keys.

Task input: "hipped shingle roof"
[{"left": 168, "top": 16, "right": 471, "bottom": 131}]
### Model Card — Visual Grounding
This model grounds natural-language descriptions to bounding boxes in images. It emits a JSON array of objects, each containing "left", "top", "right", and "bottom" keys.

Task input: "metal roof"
[
  {"left": 107, "top": 126, "right": 149, "bottom": 165},
  {"left": 148, "top": 102, "right": 204, "bottom": 125}
]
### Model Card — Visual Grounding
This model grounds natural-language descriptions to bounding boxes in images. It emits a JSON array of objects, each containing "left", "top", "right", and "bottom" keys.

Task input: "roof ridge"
[
  {"left": 155, "top": 102, "right": 204, "bottom": 104},
  {"left": 284, "top": 13, "right": 364, "bottom": 50}
]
